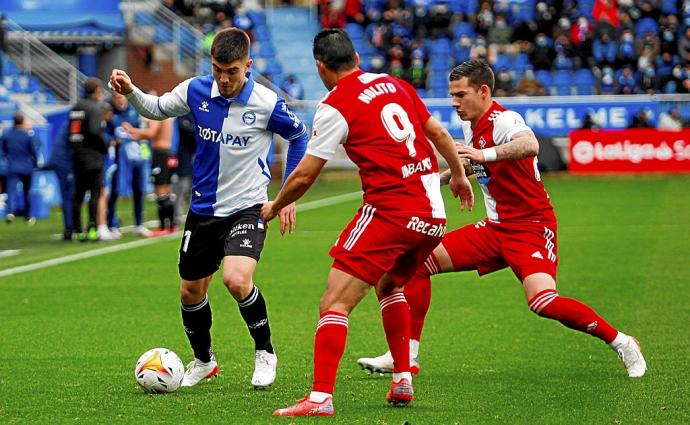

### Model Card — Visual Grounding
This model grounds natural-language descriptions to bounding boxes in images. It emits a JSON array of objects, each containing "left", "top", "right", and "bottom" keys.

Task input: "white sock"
[
  {"left": 409, "top": 339, "right": 420, "bottom": 359},
  {"left": 392, "top": 372, "right": 412, "bottom": 383},
  {"left": 309, "top": 391, "right": 332, "bottom": 403},
  {"left": 609, "top": 331, "right": 628, "bottom": 349},
  {"left": 97, "top": 225, "right": 109, "bottom": 232}
]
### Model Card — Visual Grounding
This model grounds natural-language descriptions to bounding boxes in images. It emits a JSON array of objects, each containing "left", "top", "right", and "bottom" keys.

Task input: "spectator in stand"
[
  {"left": 531, "top": 33, "right": 554, "bottom": 70},
  {"left": 658, "top": 108, "right": 683, "bottom": 130},
  {"left": 426, "top": 1, "right": 453, "bottom": 38},
  {"left": 488, "top": 15, "right": 513, "bottom": 48},
  {"left": 476, "top": 1, "right": 494, "bottom": 37},
  {"left": 617, "top": 29, "right": 637, "bottom": 68},
  {"left": 581, "top": 110, "right": 600, "bottom": 129},
  {"left": 659, "top": 25, "right": 678, "bottom": 56},
  {"left": 635, "top": 0, "right": 662, "bottom": 21},
  {"left": 629, "top": 108, "right": 653, "bottom": 128},
  {"left": 321, "top": 2, "right": 346, "bottom": 29},
  {"left": 0, "top": 112, "right": 39, "bottom": 225},
  {"left": 593, "top": 32, "right": 618, "bottom": 67},
  {"left": 592, "top": 0, "right": 619, "bottom": 34},
  {"left": 344, "top": 0, "right": 365, "bottom": 25},
  {"left": 233, "top": 5, "right": 254, "bottom": 40},
  {"left": 512, "top": 19, "right": 538, "bottom": 52},
  {"left": 678, "top": 27, "right": 690, "bottom": 64},
  {"left": 408, "top": 58, "right": 426, "bottom": 89},
  {"left": 535, "top": 2, "right": 557, "bottom": 35},
  {"left": 656, "top": 51, "right": 679, "bottom": 92},
  {"left": 617, "top": 65, "right": 638, "bottom": 94},
  {"left": 617, "top": 10, "right": 634, "bottom": 33},
  {"left": 173, "top": 112, "right": 195, "bottom": 225},
  {"left": 494, "top": 67, "right": 515, "bottom": 96},
  {"left": 0, "top": 14, "right": 6, "bottom": 80},
  {"left": 599, "top": 67, "right": 616, "bottom": 94},
  {"left": 280, "top": 74, "right": 305, "bottom": 100},
  {"left": 570, "top": 16, "right": 593, "bottom": 70},
  {"left": 516, "top": 67, "right": 546, "bottom": 96}
]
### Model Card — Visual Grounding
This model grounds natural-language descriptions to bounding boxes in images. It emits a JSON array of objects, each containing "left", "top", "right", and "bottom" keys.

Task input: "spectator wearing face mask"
[
  {"left": 617, "top": 29, "right": 637, "bottom": 68},
  {"left": 530, "top": 33, "right": 553, "bottom": 70}
]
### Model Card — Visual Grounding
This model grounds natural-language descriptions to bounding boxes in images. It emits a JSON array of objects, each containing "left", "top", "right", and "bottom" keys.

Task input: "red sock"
[
  {"left": 312, "top": 311, "right": 348, "bottom": 394},
  {"left": 528, "top": 289, "right": 618, "bottom": 344},
  {"left": 403, "top": 255, "right": 437, "bottom": 341},
  {"left": 379, "top": 292, "right": 410, "bottom": 373}
]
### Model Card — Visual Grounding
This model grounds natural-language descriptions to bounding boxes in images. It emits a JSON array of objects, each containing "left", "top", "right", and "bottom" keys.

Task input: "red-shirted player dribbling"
[
  {"left": 261, "top": 29, "right": 474, "bottom": 417},
  {"left": 357, "top": 59, "right": 647, "bottom": 380}
]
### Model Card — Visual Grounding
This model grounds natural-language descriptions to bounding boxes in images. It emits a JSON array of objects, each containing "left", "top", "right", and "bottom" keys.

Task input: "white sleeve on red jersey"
[
  {"left": 305, "top": 102, "right": 349, "bottom": 161},
  {"left": 460, "top": 121, "right": 473, "bottom": 146},
  {"left": 492, "top": 110, "right": 533, "bottom": 145}
]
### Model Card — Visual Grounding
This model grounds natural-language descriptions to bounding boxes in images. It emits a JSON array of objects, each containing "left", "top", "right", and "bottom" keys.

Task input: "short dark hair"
[
  {"left": 449, "top": 59, "right": 495, "bottom": 94},
  {"left": 313, "top": 29, "right": 358, "bottom": 72},
  {"left": 83, "top": 77, "right": 102, "bottom": 96},
  {"left": 211, "top": 28, "right": 250, "bottom": 63},
  {"left": 13, "top": 112, "right": 24, "bottom": 127}
]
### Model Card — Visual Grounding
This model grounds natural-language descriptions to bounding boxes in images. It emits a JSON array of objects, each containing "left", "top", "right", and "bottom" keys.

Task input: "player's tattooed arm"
[{"left": 495, "top": 130, "right": 539, "bottom": 161}]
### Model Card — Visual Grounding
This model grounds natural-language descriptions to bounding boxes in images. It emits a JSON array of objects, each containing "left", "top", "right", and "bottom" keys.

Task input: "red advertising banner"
[{"left": 569, "top": 129, "right": 690, "bottom": 173}]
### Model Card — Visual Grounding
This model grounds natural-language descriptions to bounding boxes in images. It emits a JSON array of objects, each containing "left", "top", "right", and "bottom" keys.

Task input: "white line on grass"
[{"left": 0, "top": 191, "right": 363, "bottom": 279}]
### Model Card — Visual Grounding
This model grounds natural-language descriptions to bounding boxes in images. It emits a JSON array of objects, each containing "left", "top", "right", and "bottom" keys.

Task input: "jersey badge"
[
  {"left": 478, "top": 136, "right": 487, "bottom": 149},
  {"left": 242, "top": 111, "right": 256, "bottom": 125}
]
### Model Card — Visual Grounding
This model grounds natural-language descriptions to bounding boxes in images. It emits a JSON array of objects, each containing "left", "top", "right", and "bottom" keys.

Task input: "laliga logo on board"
[{"left": 572, "top": 139, "right": 686, "bottom": 164}]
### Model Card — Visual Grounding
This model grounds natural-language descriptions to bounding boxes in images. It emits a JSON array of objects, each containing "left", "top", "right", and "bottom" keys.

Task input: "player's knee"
[
  {"left": 180, "top": 284, "right": 205, "bottom": 304},
  {"left": 222, "top": 272, "right": 251, "bottom": 297},
  {"left": 527, "top": 288, "right": 559, "bottom": 317}
]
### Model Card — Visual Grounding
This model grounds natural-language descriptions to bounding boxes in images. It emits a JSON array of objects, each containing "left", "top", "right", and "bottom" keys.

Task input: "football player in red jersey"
[
  {"left": 262, "top": 29, "right": 474, "bottom": 416},
  {"left": 357, "top": 59, "right": 647, "bottom": 380}
]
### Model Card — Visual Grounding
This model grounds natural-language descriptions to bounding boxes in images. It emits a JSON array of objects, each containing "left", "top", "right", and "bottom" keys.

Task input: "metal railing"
[
  {"left": 4, "top": 18, "right": 89, "bottom": 104},
  {"left": 119, "top": 0, "right": 203, "bottom": 77}
]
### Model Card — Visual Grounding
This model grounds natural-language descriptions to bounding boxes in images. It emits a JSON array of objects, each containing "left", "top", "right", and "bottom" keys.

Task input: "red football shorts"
[
  {"left": 330, "top": 204, "right": 446, "bottom": 286},
  {"left": 441, "top": 219, "right": 559, "bottom": 282}
]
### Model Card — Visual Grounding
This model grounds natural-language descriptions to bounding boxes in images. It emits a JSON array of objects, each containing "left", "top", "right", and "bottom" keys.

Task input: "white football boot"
[
  {"left": 181, "top": 355, "right": 219, "bottom": 387},
  {"left": 357, "top": 350, "right": 420, "bottom": 375},
  {"left": 252, "top": 350, "right": 277, "bottom": 389},
  {"left": 611, "top": 334, "right": 647, "bottom": 378}
]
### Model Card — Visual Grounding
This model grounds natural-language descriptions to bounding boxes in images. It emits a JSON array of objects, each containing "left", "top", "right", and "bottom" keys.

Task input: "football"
[{"left": 134, "top": 348, "right": 185, "bottom": 394}]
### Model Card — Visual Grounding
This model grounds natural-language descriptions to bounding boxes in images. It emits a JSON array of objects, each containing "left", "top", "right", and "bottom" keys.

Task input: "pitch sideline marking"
[{"left": 0, "top": 191, "right": 363, "bottom": 279}]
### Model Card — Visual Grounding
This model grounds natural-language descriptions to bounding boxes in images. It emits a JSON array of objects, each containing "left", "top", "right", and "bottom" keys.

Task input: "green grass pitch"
[{"left": 1, "top": 173, "right": 689, "bottom": 424}]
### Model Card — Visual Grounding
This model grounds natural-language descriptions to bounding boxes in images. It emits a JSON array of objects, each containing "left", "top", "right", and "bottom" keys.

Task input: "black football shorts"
[{"left": 178, "top": 205, "right": 266, "bottom": 281}]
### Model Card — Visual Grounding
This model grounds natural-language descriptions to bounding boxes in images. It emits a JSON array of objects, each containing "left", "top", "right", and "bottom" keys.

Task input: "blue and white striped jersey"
[{"left": 126, "top": 73, "right": 308, "bottom": 217}]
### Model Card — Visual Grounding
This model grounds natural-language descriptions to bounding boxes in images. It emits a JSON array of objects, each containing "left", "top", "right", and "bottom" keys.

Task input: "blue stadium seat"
[
  {"left": 415, "top": 88, "right": 428, "bottom": 98},
  {"left": 662, "top": 0, "right": 678, "bottom": 14},
  {"left": 154, "top": 27, "right": 173, "bottom": 44},
  {"left": 345, "top": 23, "right": 364, "bottom": 40},
  {"left": 254, "top": 25, "right": 271, "bottom": 42},
  {"left": 429, "top": 56, "right": 450, "bottom": 72},
  {"left": 452, "top": 22, "right": 475, "bottom": 38},
  {"left": 635, "top": 18, "right": 659, "bottom": 36},
  {"left": 430, "top": 38, "right": 451, "bottom": 55},
  {"left": 258, "top": 43, "right": 276, "bottom": 58},
  {"left": 535, "top": 70, "right": 552, "bottom": 86},
  {"left": 247, "top": 10, "right": 267, "bottom": 26},
  {"left": 133, "top": 11, "right": 155, "bottom": 26}
]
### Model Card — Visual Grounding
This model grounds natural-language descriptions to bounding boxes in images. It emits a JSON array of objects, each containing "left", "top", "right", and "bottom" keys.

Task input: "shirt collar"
[{"left": 211, "top": 72, "right": 254, "bottom": 105}]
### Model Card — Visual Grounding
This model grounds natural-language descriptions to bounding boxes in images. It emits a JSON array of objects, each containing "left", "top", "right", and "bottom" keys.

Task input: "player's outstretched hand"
[
  {"left": 449, "top": 175, "right": 474, "bottom": 212},
  {"left": 456, "top": 144, "right": 486, "bottom": 163},
  {"left": 278, "top": 202, "right": 297, "bottom": 236},
  {"left": 109, "top": 69, "right": 134, "bottom": 95}
]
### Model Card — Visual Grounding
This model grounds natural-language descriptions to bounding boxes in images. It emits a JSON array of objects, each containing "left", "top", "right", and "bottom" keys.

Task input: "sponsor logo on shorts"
[
  {"left": 230, "top": 223, "right": 255, "bottom": 238},
  {"left": 406, "top": 216, "right": 446, "bottom": 237},
  {"left": 240, "top": 238, "right": 253, "bottom": 248}
]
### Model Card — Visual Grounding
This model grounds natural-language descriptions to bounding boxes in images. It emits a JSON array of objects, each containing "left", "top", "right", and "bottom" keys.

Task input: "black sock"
[
  {"left": 181, "top": 295, "right": 213, "bottom": 363},
  {"left": 157, "top": 195, "right": 167, "bottom": 228},
  {"left": 238, "top": 286, "right": 273, "bottom": 353}
]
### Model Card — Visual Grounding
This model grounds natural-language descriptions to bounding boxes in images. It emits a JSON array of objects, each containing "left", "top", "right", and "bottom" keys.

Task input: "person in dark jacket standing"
[
  {"left": 0, "top": 112, "right": 40, "bottom": 224},
  {"left": 48, "top": 122, "right": 76, "bottom": 240},
  {"left": 70, "top": 78, "right": 107, "bottom": 241}
]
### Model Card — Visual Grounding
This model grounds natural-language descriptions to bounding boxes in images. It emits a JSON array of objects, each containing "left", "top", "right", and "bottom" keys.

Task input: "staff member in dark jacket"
[
  {"left": 70, "top": 78, "right": 107, "bottom": 241},
  {"left": 0, "top": 112, "right": 39, "bottom": 224},
  {"left": 48, "top": 122, "right": 76, "bottom": 240}
]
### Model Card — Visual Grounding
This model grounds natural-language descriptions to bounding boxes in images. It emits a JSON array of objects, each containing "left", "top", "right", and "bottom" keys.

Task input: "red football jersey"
[
  {"left": 307, "top": 70, "right": 445, "bottom": 219},
  {"left": 460, "top": 101, "right": 556, "bottom": 223}
]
